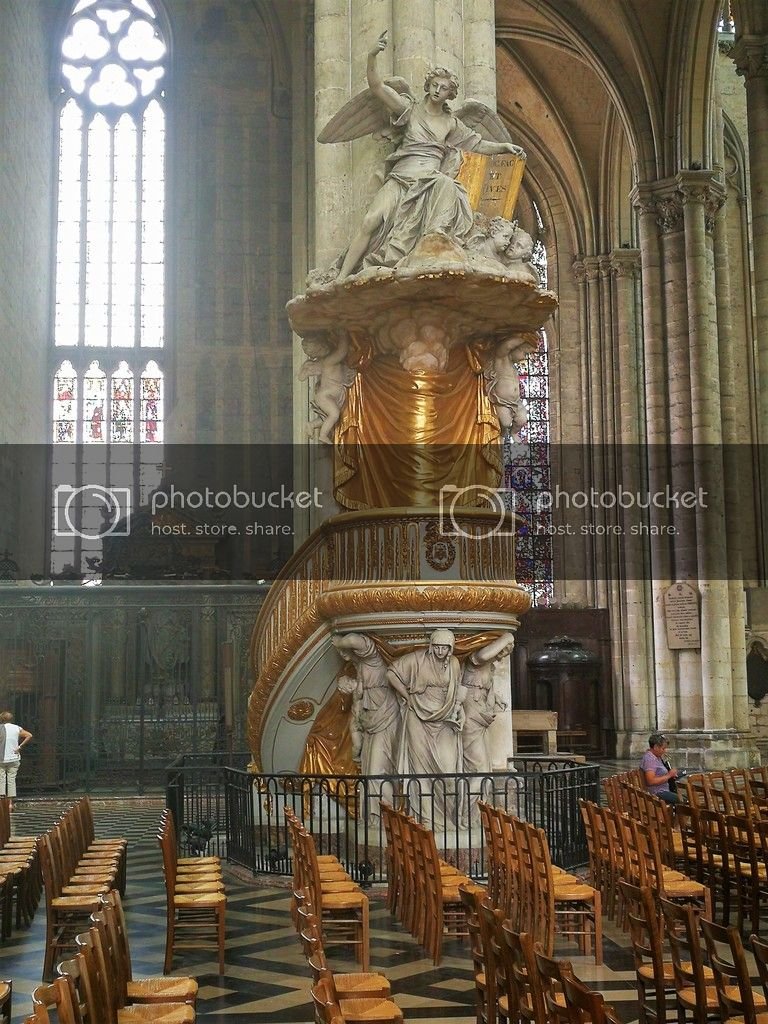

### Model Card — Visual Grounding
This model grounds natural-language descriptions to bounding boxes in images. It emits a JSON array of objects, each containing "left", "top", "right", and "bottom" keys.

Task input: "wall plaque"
[{"left": 664, "top": 582, "right": 701, "bottom": 650}]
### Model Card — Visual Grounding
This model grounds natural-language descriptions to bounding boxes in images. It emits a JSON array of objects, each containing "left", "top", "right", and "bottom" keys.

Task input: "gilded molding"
[
  {"left": 315, "top": 582, "right": 532, "bottom": 618},
  {"left": 287, "top": 699, "right": 315, "bottom": 722}
]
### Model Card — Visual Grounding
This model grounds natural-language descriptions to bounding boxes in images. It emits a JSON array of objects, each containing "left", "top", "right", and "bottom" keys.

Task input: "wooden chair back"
[
  {"left": 700, "top": 915, "right": 756, "bottom": 1020},
  {"left": 674, "top": 802, "right": 704, "bottom": 882},
  {"left": 533, "top": 945, "right": 573, "bottom": 1024},
  {"left": 562, "top": 971, "right": 621, "bottom": 1023},
  {"left": 501, "top": 924, "right": 547, "bottom": 1024},
  {"left": 617, "top": 879, "right": 668, "bottom": 1024},
  {"left": 658, "top": 897, "right": 709, "bottom": 1012},
  {"left": 310, "top": 975, "right": 344, "bottom": 1024},
  {"left": 750, "top": 933, "right": 768, "bottom": 1003},
  {"left": 30, "top": 978, "right": 81, "bottom": 1024}
]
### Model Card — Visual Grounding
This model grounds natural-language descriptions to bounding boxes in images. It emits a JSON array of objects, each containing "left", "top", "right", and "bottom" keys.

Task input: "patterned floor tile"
[{"left": 0, "top": 801, "right": 646, "bottom": 1023}]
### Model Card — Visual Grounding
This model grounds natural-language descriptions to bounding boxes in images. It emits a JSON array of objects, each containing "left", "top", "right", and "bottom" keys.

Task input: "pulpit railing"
[{"left": 166, "top": 754, "right": 599, "bottom": 877}]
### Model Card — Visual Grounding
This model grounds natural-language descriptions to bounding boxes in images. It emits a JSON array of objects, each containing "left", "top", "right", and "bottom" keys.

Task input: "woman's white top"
[{"left": 0, "top": 724, "right": 22, "bottom": 763}]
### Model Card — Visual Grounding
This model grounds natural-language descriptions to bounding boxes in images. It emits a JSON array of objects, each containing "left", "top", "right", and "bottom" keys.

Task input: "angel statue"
[{"left": 318, "top": 31, "right": 526, "bottom": 280}]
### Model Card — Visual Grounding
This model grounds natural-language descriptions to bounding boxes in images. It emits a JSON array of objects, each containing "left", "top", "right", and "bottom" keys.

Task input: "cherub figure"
[
  {"left": 318, "top": 31, "right": 526, "bottom": 279},
  {"left": 484, "top": 336, "right": 530, "bottom": 436},
  {"left": 504, "top": 224, "right": 539, "bottom": 281},
  {"left": 297, "top": 334, "right": 356, "bottom": 444},
  {"left": 469, "top": 215, "right": 539, "bottom": 281}
]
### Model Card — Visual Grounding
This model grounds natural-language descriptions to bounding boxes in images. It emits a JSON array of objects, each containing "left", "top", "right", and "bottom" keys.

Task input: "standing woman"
[{"left": 0, "top": 711, "right": 32, "bottom": 810}]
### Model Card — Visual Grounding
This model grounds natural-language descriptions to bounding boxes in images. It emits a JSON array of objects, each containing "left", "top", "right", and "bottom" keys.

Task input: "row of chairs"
[
  {"left": 39, "top": 799, "right": 127, "bottom": 980},
  {"left": 601, "top": 782, "right": 768, "bottom": 935},
  {"left": 158, "top": 810, "right": 226, "bottom": 974},
  {"left": 479, "top": 801, "right": 603, "bottom": 964},
  {"left": 286, "top": 807, "right": 370, "bottom": 971},
  {"left": 580, "top": 799, "right": 711, "bottom": 931},
  {"left": 620, "top": 877, "right": 768, "bottom": 1024},
  {"left": 460, "top": 882, "right": 619, "bottom": 1024},
  {"left": 0, "top": 795, "right": 41, "bottom": 939},
  {"left": 677, "top": 804, "right": 768, "bottom": 934},
  {"left": 26, "top": 888, "right": 198, "bottom": 1022},
  {"left": 298, "top": 907, "right": 406, "bottom": 1024},
  {"left": 604, "top": 765, "right": 768, "bottom": 820},
  {"left": 380, "top": 801, "right": 470, "bottom": 964}
]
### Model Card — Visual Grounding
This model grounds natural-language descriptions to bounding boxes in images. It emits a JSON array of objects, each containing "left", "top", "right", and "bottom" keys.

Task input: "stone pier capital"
[
  {"left": 571, "top": 254, "right": 601, "bottom": 283},
  {"left": 731, "top": 34, "right": 768, "bottom": 80},
  {"left": 606, "top": 249, "right": 641, "bottom": 278},
  {"left": 631, "top": 173, "right": 725, "bottom": 234}
]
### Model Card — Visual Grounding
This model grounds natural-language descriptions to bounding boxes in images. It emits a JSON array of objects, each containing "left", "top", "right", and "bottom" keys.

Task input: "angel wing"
[
  {"left": 318, "top": 77, "right": 413, "bottom": 144},
  {"left": 454, "top": 100, "right": 512, "bottom": 143}
]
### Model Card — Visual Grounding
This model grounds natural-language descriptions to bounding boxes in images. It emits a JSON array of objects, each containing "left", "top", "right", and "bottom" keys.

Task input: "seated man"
[{"left": 640, "top": 732, "right": 680, "bottom": 804}]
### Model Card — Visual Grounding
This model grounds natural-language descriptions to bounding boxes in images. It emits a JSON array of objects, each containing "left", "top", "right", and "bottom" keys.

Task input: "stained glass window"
[
  {"left": 505, "top": 209, "right": 554, "bottom": 606},
  {"left": 83, "top": 362, "right": 107, "bottom": 443},
  {"left": 51, "top": 0, "right": 168, "bottom": 577},
  {"left": 53, "top": 362, "right": 78, "bottom": 444}
]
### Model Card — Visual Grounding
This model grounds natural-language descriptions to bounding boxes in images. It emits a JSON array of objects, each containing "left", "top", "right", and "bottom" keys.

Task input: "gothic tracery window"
[
  {"left": 51, "top": 0, "right": 168, "bottom": 575},
  {"left": 505, "top": 216, "right": 554, "bottom": 606}
]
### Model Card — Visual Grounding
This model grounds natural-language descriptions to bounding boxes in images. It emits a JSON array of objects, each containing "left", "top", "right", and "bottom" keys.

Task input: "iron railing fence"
[{"left": 166, "top": 754, "right": 599, "bottom": 878}]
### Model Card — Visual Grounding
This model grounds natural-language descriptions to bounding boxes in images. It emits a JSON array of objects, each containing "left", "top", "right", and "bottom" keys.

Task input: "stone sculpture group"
[{"left": 333, "top": 628, "right": 515, "bottom": 779}]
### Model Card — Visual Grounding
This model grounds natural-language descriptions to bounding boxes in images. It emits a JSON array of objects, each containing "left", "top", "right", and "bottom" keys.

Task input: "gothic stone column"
[
  {"left": 732, "top": 36, "right": 768, "bottom": 449},
  {"left": 632, "top": 174, "right": 755, "bottom": 765}
]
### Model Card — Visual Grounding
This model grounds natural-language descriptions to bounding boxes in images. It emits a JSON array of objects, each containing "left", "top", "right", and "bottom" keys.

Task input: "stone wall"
[{"left": 0, "top": 1, "right": 58, "bottom": 571}]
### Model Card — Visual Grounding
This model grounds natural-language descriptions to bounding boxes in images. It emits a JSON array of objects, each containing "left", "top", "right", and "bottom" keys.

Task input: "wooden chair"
[
  {"left": 725, "top": 812, "right": 768, "bottom": 936},
  {"left": 500, "top": 925, "right": 547, "bottom": 1024},
  {"left": 579, "top": 799, "right": 599, "bottom": 890},
  {"left": 311, "top": 965, "right": 404, "bottom": 1024},
  {"left": 697, "top": 807, "right": 735, "bottom": 925},
  {"left": 699, "top": 916, "right": 768, "bottom": 1020},
  {"left": 30, "top": 977, "right": 79, "bottom": 1024},
  {"left": 658, "top": 897, "right": 720, "bottom": 1024},
  {"left": 632, "top": 819, "right": 712, "bottom": 917},
  {"left": 533, "top": 945, "right": 572, "bottom": 1024},
  {"left": 96, "top": 891, "right": 198, "bottom": 1007},
  {"left": 379, "top": 804, "right": 399, "bottom": 918},
  {"left": 73, "top": 924, "right": 195, "bottom": 1023},
  {"left": 298, "top": 827, "right": 369, "bottom": 971},
  {"left": 593, "top": 806, "right": 625, "bottom": 922},
  {"left": 158, "top": 820, "right": 226, "bottom": 974},
  {"left": 415, "top": 821, "right": 469, "bottom": 964},
  {"left": 310, "top": 975, "right": 346, "bottom": 1024},
  {"left": 617, "top": 878, "right": 676, "bottom": 1024},
  {"left": 72, "top": 799, "right": 127, "bottom": 861},
  {"left": 561, "top": 971, "right": 621, "bottom": 1024},
  {"left": 0, "top": 980, "right": 11, "bottom": 1024},
  {"left": 751, "top": 934, "right": 768, "bottom": 1005},
  {"left": 297, "top": 905, "right": 390, "bottom": 1000},
  {"left": 496, "top": 809, "right": 523, "bottom": 927},
  {"left": 674, "top": 803, "right": 705, "bottom": 884},
  {"left": 524, "top": 820, "right": 602, "bottom": 963},
  {"left": 39, "top": 832, "right": 103, "bottom": 981},
  {"left": 460, "top": 884, "right": 494, "bottom": 1024}
]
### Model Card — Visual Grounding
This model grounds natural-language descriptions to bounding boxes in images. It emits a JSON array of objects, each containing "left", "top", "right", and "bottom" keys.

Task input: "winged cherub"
[{"left": 319, "top": 31, "right": 526, "bottom": 280}]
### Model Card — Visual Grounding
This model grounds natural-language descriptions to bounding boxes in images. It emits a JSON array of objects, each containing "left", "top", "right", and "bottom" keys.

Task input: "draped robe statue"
[{"left": 387, "top": 628, "right": 465, "bottom": 827}]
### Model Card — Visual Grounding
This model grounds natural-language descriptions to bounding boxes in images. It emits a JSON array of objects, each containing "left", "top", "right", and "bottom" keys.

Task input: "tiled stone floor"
[{"left": 0, "top": 799, "right": 647, "bottom": 1023}]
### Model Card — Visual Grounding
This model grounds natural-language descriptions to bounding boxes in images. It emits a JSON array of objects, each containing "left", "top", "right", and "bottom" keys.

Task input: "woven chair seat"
[
  {"left": 172, "top": 890, "right": 226, "bottom": 907},
  {"left": 117, "top": 1003, "right": 194, "bottom": 1023},
  {"left": 126, "top": 977, "right": 198, "bottom": 1003}
]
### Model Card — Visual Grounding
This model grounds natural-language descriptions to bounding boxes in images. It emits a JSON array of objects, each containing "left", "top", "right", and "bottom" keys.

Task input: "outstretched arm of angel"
[{"left": 366, "top": 31, "right": 410, "bottom": 116}]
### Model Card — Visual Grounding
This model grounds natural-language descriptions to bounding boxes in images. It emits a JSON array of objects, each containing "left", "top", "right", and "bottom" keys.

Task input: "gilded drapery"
[{"left": 334, "top": 345, "right": 502, "bottom": 510}]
